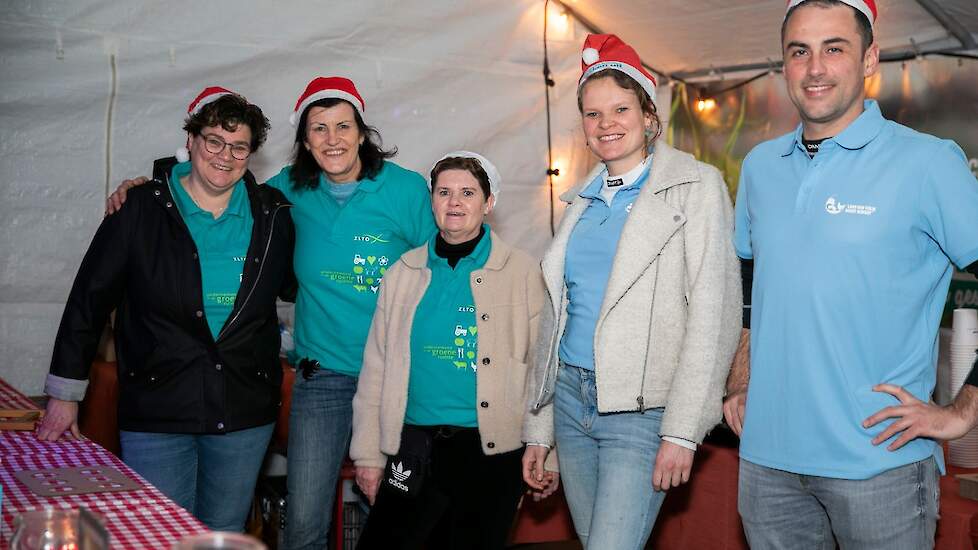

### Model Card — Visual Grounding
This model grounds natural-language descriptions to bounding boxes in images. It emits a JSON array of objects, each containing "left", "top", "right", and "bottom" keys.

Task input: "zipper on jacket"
[
  {"left": 217, "top": 202, "right": 290, "bottom": 342},
  {"left": 636, "top": 252, "right": 663, "bottom": 413}
]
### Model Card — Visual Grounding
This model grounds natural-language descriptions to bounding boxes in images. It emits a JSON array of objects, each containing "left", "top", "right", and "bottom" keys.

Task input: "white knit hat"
[{"left": 429, "top": 151, "right": 502, "bottom": 204}]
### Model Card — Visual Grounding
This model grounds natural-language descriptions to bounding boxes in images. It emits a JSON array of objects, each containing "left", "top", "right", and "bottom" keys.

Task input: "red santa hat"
[
  {"left": 290, "top": 76, "right": 365, "bottom": 126},
  {"left": 176, "top": 86, "right": 239, "bottom": 163},
  {"left": 785, "top": 0, "right": 877, "bottom": 27},
  {"left": 579, "top": 34, "right": 657, "bottom": 103}
]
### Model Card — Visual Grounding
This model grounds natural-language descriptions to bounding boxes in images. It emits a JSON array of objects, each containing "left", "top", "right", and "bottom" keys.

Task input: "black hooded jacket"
[{"left": 48, "top": 157, "right": 297, "bottom": 433}]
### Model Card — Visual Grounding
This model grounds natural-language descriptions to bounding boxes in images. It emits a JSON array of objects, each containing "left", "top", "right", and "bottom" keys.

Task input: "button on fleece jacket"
[
  {"left": 523, "top": 142, "right": 741, "bottom": 447},
  {"left": 351, "top": 232, "right": 555, "bottom": 470}
]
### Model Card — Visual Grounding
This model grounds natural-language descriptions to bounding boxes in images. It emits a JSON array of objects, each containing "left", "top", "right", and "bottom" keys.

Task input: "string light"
[
  {"left": 546, "top": 4, "right": 570, "bottom": 38},
  {"left": 696, "top": 98, "right": 717, "bottom": 113},
  {"left": 547, "top": 158, "right": 562, "bottom": 177}
]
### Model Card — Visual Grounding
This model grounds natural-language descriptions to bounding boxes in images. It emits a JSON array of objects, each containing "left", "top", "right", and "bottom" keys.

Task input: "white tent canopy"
[
  {"left": 562, "top": 0, "right": 978, "bottom": 81},
  {"left": 1, "top": 0, "right": 975, "bottom": 392}
]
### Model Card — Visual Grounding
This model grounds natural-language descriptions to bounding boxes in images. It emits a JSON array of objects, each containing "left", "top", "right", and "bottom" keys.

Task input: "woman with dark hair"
[
  {"left": 38, "top": 87, "right": 296, "bottom": 533},
  {"left": 351, "top": 152, "right": 557, "bottom": 550},
  {"left": 265, "top": 77, "right": 436, "bottom": 550},
  {"left": 522, "top": 34, "right": 740, "bottom": 550}
]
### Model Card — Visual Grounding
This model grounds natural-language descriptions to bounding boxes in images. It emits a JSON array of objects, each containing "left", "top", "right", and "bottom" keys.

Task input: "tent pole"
[{"left": 913, "top": 0, "right": 977, "bottom": 50}]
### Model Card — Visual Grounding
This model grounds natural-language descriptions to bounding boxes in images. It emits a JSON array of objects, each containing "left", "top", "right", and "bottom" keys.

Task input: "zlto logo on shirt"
[
  {"left": 825, "top": 196, "right": 877, "bottom": 216},
  {"left": 352, "top": 233, "right": 390, "bottom": 244}
]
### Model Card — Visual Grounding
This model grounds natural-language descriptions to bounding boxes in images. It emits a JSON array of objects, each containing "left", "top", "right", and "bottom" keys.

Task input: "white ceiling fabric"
[
  {"left": 0, "top": 0, "right": 973, "bottom": 392},
  {"left": 561, "top": 0, "right": 978, "bottom": 80}
]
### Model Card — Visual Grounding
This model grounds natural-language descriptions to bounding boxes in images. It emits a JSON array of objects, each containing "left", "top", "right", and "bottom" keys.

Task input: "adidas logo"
[
  {"left": 387, "top": 462, "right": 412, "bottom": 493},
  {"left": 391, "top": 462, "right": 412, "bottom": 482}
]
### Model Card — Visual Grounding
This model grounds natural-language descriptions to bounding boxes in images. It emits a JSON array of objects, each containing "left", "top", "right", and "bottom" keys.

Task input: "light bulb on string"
[
  {"left": 696, "top": 97, "right": 717, "bottom": 113},
  {"left": 547, "top": 157, "right": 563, "bottom": 177},
  {"left": 546, "top": 3, "right": 571, "bottom": 39}
]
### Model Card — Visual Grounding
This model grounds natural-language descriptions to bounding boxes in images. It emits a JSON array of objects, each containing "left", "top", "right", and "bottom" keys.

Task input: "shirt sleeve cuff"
[
  {"left": 662, "top": 435, "right": 697, "bottom": 451},
  {"left": 44, "top": 374, "right": 88, "bottom": 402}
]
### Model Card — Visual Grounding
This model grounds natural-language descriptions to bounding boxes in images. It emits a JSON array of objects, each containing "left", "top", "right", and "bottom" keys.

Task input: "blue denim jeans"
[
  {"left": 284, "top": 367, "right": 358, "bottom": 550},
  {"left": 553, "top": 364, "right": 667, "bottom": 550},
  {"left": 120, "top": 422, "right": 274, "bottom": 532},
  {"left": 738, "top": 457, "right": 940, "bottom": 550}
]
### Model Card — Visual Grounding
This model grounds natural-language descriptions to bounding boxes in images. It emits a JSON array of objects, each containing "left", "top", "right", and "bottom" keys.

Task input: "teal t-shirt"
[
  {"left": 265, "top": 161, "right": 436, "bottom": 376},
  {"left": 169, "top": 162, "right": 253, "bottom": 340},
  {"left": 404, "top": 230, "right": 491, "bottom": 427}
]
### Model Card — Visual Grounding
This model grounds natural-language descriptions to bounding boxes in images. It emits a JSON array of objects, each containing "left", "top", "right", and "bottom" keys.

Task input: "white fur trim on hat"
[
  {"left": 582, "top": 47, "right": 600, "bottom": 65},
  {"left": 175, "top": 146, "right": 190, "bottom": 163},
  {"left": 429, "top": 150, "right": 502, "bottom": 205},
  {"left": 290, "top": 90, "right": 365, "bottom": 126},
  {"left": 580, "top": 60, "right": 657, "bottom": 103},
  {"left": 785, "top": 0, "right": 876, "bottom": 26}
]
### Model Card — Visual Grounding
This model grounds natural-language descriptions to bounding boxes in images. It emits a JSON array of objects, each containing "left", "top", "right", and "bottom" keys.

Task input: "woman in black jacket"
[{"left": 36, "top": 88, "right": 295, "bottom": 533}]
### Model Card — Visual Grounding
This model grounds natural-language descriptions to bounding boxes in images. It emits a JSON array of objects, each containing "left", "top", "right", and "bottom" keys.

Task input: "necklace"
[{"left": 182, "top": 177, "right": 229, "bottom": 216}]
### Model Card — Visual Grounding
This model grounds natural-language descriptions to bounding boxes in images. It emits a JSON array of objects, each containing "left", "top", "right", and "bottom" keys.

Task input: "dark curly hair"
[
  {"left": 183, "top": 94, "right": 270, "bottom": 152},
  {"left": 289, "top": 98, "right": 397, "bottom": 190},
  {"left": 578, "top": 69, "right": 662, "bottom": 146},
  {"left": 429, "top": 157, "right": 491, "bottom": 198}
]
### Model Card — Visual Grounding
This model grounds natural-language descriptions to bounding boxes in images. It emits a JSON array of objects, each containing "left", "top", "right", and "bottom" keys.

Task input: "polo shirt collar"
[
  {"left": 426, "top": 224, "right": 492, "bottom": 270},
  {"left": 402, "top": 229, "right": 512, "bottom": 272},
  {"left": 322, "top": 161, "right": 387, "bottom": 193},
  {"left": 169, "top": 161, "right": 247, "bottom": 219},
  {"left": 782, "top": 100, "right": 886, "bottom": 157},
  {"left": 579, "top": 154, "right": 652, "bottom": 200},
  {"left": 222, "top": 180, "right": 249, "bottom": 218}
]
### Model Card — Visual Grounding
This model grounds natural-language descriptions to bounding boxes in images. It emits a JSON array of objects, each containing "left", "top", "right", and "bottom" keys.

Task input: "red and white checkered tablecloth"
[
  {"left": 0, "top": 378, "right": 39, "bottom": 412},
  {"left": 0, "top": 431, "right": 207, "bottom": 549},
  {"left": 0, "top": 430, "right": 93, "bottom": 457}
]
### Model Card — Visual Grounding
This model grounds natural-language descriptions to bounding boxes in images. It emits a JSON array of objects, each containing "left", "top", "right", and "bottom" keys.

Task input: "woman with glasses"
[{"left": 37, "top": 87, "right": 296, "bottom": 533}]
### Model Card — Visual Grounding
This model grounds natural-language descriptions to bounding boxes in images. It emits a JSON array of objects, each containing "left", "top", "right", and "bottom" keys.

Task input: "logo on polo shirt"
[
  {"left": 825, "top": 196, "right": 876, "bottom": 216},
  {"left": 353, "top": 233, "right": 390, "bottom": 244}
]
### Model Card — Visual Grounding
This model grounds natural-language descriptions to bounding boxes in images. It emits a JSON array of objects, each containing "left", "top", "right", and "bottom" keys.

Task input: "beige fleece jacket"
[{"left": 351, "top": 231, "right": 556, "bottom": 470}]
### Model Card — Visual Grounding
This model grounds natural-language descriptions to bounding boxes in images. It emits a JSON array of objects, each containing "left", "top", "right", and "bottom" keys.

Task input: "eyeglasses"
[{"left": 200, "top": 134, "right": 251, "bottom": 160}]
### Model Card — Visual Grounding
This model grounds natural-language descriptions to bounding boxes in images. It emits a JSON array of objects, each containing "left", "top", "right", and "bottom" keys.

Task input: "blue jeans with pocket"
[
  {"left": 738, "top": 457, "right": 940, "bottom": 549},
  {"left": 120, "top": 422, "right": 274, "bottom": 532},
  {"left": 553, "top": 364, "right": 667, "bottom": 550},
  {"left": 284, "top": 367, "right": 358, "bottom": 550}
]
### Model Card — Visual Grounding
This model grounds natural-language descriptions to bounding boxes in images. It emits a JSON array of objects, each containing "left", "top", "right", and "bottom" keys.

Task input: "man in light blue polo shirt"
[{"left": 726, "top": 0, "right": 978, "bottom": 548}]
